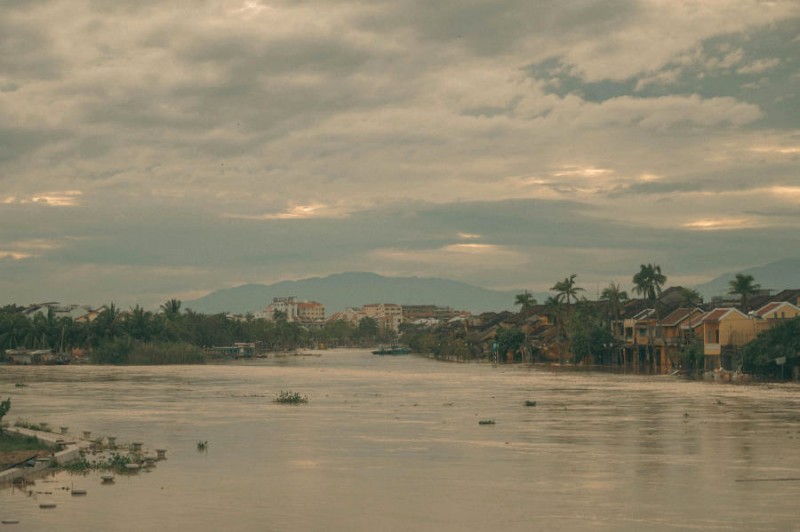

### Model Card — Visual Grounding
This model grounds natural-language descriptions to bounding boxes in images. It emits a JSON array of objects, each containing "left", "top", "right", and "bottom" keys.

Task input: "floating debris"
[
  {"left": 2, "top": 519, "right": 20, "bottom": 524},
  {"left": 478, "top": 420, "right": 496, "bottom": 425},
  {"left": 274, "top": 391, "right": 308, "bottom": 404},
  {"left": 39, "top": 503, "right": 57, "bottom": 509},
  {"left": 196, "top": 441, "right": 208, "bottom": 451},
  {"left": 524, "top": 400, "right": 537, "bottom": 407},
  {"left": 101, "top": 474, "right": 115, "bottom": 483},
  {"left": 71, "top": 489, "right": 87, "bottom": 496}
]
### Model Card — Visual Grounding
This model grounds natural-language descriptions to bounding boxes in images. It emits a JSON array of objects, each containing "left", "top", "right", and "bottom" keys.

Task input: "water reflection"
[{"left": 2, "top": 351, "right": 800, "bottom": 531}]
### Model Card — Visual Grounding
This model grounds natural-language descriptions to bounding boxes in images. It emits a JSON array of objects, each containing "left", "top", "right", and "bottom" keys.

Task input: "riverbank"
[{"left": 0, "top": 427, "right": 83, "bottom": 484}]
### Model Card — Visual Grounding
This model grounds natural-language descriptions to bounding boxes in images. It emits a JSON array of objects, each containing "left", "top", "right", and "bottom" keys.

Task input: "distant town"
[{"left": 1, "top": 266, "right": 799, "bottom": 381}]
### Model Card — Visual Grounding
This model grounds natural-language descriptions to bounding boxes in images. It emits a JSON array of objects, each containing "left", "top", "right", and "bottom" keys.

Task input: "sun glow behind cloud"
[
  {"left": 225, "top": 203, "right": 351, "bottom": 220},
  {"left": 2, "top": 191, "right": 83, "bottom": 207},
  {"left": 682, "top": 217, "right": 762, "bottom": 231}
]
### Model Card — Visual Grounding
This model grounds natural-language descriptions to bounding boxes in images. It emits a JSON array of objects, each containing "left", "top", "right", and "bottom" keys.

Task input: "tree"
[
  {"left": 514, "top": 290, "right": 537, "bottom": 310},
  {"left": 550, "top": 274, "right": 584, "bottom": 305},
  {"left": 676, "top": 287, "right": 703, "bottom": 307},
  {"left": 632, "top": 264, "right": 667, "bottom": 368},
  {"left": 600, "top": 282, "right": 628, "bottom": 328},
  {"left": 632, "top": 264, "right": 667, "bottom": 302},
  {"left": 544, "top": 296, "right": 566, "bottom": 364},
  {"left": 160, "top": 299, "right": 182, "bottom": 321},
  {"left": 728, "top": 273, "right": 761, "bottom": 312},
  {"left": 742, "top": 317, "right": 800, "bottom": 378},
  {"left": 0, "top": 398, "right": 10, "bottom": 434},
  {"left": 495, "top": 326, "right": 525, "bottom": 362}
]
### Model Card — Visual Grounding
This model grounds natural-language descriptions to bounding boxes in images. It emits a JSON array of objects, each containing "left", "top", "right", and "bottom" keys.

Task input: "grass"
[
  {"left": 274, "top": 391, "right": 308, "bottom": 404},
  {"left": 0, "top": 433, "right": 50, "bottom": 454},
  {"left": 13, "top": 418, "right": 53, "bottom": 432}
]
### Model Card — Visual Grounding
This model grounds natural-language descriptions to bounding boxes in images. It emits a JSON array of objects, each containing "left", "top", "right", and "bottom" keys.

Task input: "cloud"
[{"left": 0, "top": 1, "right": 798, "bottom": 307}]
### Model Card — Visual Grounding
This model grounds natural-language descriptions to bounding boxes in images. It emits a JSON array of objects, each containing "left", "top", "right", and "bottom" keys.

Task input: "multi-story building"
[
  {"left": 362, "top": 303, "right": 403, "bottom": 333},
  {"left": 265, "top": 297, "right": 325, "bottom": 324}
]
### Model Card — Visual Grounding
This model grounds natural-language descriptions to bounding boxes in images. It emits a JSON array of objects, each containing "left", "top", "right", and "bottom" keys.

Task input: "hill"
[
  {"left": 184, "top": 272, "right": 546, "bottom": 315},
  {"left": 693, "top": 258, "right": 800, "bottom": 299}
]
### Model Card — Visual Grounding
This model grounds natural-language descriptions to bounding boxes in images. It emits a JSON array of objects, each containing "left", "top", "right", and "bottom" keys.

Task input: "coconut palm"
[
  {"left": 514, "top": 290, "right": 537, "bottom": 310},
  {"left": 600, "top": 282, "right": 628, "bottom": 330},
  {"left": 544, "top": 296, "right": 566, "bottom": 364},
  {"left": 632, "top": 264, "right": 667, "bottom": 368},
  {"left": 728, "top": 273, "right": 760, "bottom": 312},
  {"left": 677, "top": 287, "right": 703, "bottom": 308},
  {"left": 632, "top": 264, "right": 667, "bottom": 302},
  {"left": 550, "top": 274, "right": 584, "bottom": 305},
  {"left": 160, "top": 299, "right": 182, "bottom": 321}
]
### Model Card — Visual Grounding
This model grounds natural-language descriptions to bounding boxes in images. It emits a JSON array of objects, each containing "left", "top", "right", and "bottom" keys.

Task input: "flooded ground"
[{"left": 1, "top": 350, "right": 799, "bottom": 531}]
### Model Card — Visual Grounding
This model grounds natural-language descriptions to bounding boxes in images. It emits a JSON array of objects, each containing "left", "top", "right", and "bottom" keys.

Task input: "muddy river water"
[{"left": 1, "top": 350, "right": 799, "bottom": 531}]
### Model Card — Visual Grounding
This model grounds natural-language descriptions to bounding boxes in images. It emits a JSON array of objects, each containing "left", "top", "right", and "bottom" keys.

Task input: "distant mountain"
[
  {"left": 693, "top": 258, "right": 800, "bottom": 299},
  {"left": 184, "top": 272, "right": 547, "bottom": 315}
]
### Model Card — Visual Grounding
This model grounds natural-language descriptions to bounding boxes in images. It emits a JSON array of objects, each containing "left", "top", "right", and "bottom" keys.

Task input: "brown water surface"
[{"left": 1, "top": 350, "right": 799, "bottom": 531}]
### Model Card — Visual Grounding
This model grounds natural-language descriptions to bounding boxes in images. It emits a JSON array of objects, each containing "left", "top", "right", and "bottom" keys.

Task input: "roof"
[
  {"left": 660, "top": 307, "right": 703, "bottom": 327},
  {"left": 753, "top": 301, "right": 800, "bottom": 318},
  {"left": 692, "top": 307, "right": 749, "bottom": 325}
]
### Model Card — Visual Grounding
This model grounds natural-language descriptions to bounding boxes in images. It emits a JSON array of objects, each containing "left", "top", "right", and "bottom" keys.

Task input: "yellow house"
[
  {"left": 753, "top": 301, "right": 800, "bottom": 321},
  {"left": 693, "top": 308, "right": 758, "bottom": 370}
]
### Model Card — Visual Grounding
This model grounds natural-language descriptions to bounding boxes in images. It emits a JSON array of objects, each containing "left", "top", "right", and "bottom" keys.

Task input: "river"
[{"left": 1, "top": 349, "right": 799, "bottom": 531}]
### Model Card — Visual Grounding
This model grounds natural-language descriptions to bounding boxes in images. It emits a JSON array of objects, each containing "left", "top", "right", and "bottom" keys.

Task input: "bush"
[
  {"left": 127, "top": 342, "right": 205, "bottom": 364},
  {"left": 92, "top": 339, "right": 205, "bottom": 365},
  {"left": 274, "top": 391, "right": 308, "bottom": 404}
]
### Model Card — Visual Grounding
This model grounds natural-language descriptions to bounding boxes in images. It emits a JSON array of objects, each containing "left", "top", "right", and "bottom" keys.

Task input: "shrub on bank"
[
  {"left": 127, "top": 342, "right": 205, "bottom": 364},
  {"left": 91, "top": 339, "right": 205, "bottom": 365}
]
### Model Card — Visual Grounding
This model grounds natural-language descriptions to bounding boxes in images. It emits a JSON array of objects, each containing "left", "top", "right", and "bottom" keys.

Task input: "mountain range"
[
  {"left": 184, "top": 272, "right": 546, "bottom": 315},
  {"left": 692, "top": 257, "right": 800, "bottom": 299},
  {"left": 184, "top": 258, "right": 800, "bottom": 315}
]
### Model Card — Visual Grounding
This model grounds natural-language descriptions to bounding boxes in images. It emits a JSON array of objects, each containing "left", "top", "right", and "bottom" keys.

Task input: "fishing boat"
[{"left": 371, "top": 345, "right": 411, "bottom": 355}]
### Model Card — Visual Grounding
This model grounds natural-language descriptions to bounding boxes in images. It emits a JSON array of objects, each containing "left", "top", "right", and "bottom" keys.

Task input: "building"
[{"left": 362, "top": 303, "right": 403, "bottom": 333}]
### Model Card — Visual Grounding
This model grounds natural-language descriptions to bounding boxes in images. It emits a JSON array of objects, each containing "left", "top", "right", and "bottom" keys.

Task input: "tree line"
[{"left": 0, "top": 299, "right": 389, "bottom": 364}]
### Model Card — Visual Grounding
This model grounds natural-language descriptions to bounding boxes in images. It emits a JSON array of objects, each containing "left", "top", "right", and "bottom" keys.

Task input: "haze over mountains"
[
  {"left": 693, "top": 258, "right": 800, "bottom": 299},
  {"left": 184, "top": 272, "right": 545, "bottom": 315},
  {"left": 185, "top": 259, "right": 800, "bottom": 315}
]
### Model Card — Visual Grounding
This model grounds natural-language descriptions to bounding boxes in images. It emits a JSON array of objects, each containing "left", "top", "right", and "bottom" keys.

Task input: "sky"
[{"left": 1, "top": 0, "right": 799, "bottom": 309}]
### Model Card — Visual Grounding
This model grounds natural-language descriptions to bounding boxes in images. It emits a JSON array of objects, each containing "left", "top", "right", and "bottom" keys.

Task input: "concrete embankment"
[{"left": 0, "top": 427, "right": 87, "bottom": 485}]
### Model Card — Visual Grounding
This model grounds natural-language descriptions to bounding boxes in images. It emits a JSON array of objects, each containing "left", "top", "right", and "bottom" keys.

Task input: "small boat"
[{"left": 372, "top": 345, "right": 411, "bottom": 355}]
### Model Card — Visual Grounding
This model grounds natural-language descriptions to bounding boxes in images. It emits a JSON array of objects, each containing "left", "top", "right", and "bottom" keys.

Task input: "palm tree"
[
  {"left": 160, "top": 299, "right": 182, "bottom": 321},
  {"left": 514, "top": 290, "right": 537, "bottom": 310},
  {"left": 600, "top": 282, "right": 628, "bottom": 332},
  {"left": 632, "top": 264, "right": 667, "bottom": 369},
  {"left": 550, "top": 274, "right": 584, "bottom": 305},
  {"left": 677, "top": 287, "right": 703, "bottom": 308},
  {"left": 544, "top": 296, "right": 566, "bottom": 364},
  {"left": 632, "top": 264, "right": 667, "bottom": 302},
  {"left": 728, "top": 273, "right": 760, "bottom": 312}
]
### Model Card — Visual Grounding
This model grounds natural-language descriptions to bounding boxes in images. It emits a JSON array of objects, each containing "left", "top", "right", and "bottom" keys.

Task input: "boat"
[{"left": 371, "top": 345, "right": 411, "bottom": 355}]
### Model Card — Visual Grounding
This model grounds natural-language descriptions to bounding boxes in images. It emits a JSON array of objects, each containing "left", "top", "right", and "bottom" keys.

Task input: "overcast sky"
[{"left": 1, "top": 0, "right": 799, "bottom": 308}]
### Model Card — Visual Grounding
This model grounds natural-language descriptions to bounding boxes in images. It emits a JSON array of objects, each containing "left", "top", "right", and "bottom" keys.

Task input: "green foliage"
[
  {"left": 127, "top": 342, "right": 205, "bottom": 364},
  {"left": 550, "top": 274, "right": 584, "bottom": 305},
  {"left": 91, "top": 336, "right": 134, "bottom": 364},
  {"left": 728, "top": 273, "right": 761, "bottom": 311},
  {"left": 514, "top": 291, "right": 537, "bottom": 309},
  {"left": 13, "top": 418, "right": 52, "bottom": 432},
  {"left": 742, "top": 317, "right": 800, "bottom": 376},
  {"left": 632, "top": 263, "right": 667, "bottom": 301},
  {"left": 679, "top": 339, "right": 704, "bottom": 372},
  {"left": 496, "top": 326, "right": 525, "bottom": 359},
  {"left": 0, "top": 398, "right": 10, "bottom": 430},
  {"left": 0, "top": 433, "right": 49, "bottom": 454},
  {"left": 567, "top": 302, "right": 615, "bottom": 364},
  {"left": 274, "top": 391, "right": 308, "bottom": 404}
]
